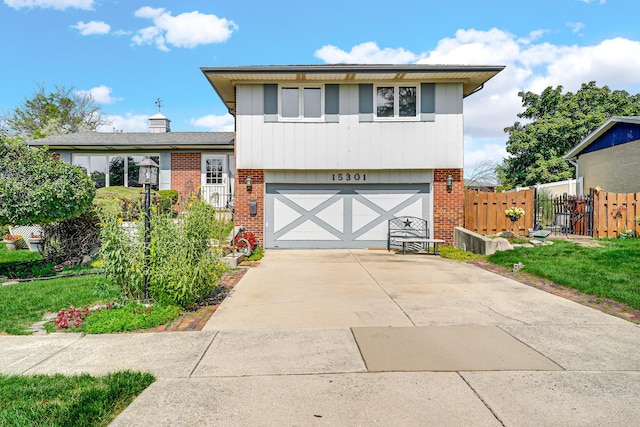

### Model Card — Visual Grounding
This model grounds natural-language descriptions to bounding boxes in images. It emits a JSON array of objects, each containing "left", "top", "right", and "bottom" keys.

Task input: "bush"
[
  {"left": 98, "top": 199, "right": 228, "bottom": 308},
  {"left": 41, "top": 209, "right": 101, "bottom": 262},
  {"left": 246, "top": 246, "right": 264, "bottom": 261},
  {"left": 149, "top": 201, "right": 227, "bottom": 308},
  {"left": 0, "top": 141, "right": 95, "bottom": 225},
  {"left": 157, "top": 190, "right": 179, "bottom": 213}
]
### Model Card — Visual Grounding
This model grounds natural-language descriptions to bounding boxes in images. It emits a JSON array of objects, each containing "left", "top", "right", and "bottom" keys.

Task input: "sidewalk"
[{"left": 2, "top": 249, "right": 640, "bottom": 426}]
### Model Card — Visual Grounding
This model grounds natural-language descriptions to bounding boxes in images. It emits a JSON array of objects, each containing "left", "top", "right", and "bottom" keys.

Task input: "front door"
[{"left": 201, "top": 155, "right": 229, "bottom": 209}]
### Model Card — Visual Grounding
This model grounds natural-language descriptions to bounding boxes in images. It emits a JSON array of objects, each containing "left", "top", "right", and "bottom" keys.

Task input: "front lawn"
[
  {"left": 0, "top": 242, "right": 41, "bottom": 266},
  {"left": 488, "top": 239, "right": 640, "bottom": 309},
  {"left": 0, "top": 275, "right": 116, "bottom": 335},
  {"left": 0, "top": 371, "right": 154, "bottom": 426}
]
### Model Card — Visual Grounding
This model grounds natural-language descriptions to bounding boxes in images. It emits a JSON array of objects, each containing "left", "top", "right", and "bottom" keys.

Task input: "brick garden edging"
[{"left": 471, "top": 260, "right": 640, "bottom": 324}]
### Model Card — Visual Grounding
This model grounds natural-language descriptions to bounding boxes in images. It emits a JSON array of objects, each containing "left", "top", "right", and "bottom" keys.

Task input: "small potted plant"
[
  {"left": 3, "top": 234, "right": 23, "bottom": 251},
  {"left": 505, "top": 207, "right": 525, "bottom": 235},
  {"left": 505, "top": 207, "right": 525, "bottom": 222},
  {"left": 26, "top": 232, "right": 44, "bottom": 252}
]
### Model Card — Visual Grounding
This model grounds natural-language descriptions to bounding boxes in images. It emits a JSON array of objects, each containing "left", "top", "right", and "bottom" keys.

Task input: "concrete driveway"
[{"left": 3, "top": 249, "right": 640, "bottom": 426}]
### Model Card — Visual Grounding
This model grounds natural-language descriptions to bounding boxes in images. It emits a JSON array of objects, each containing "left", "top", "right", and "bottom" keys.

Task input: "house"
[
  {"left": 28, "top": 113, "right": 236, "bottom": 209},
  {"left": 564, "top": 116, "right": 640, "bottom": 194},
  {"left": 201, "top": 64, "right": 504, "bottom": 248}
]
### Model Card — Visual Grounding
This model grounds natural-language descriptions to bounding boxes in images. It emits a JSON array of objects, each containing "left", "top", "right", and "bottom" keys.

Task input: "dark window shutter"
[
  {"left": 359, "top": 84, "right": 373, "bottom": 114},
  {"left": 325, "top": 84, "right": 339, "bottom": 114},
  {"left": 264, "top": 84, "right": 278, "bottom": 115},
  {"left": 421, "top": 83, "right": 435, "bottom": 114}
]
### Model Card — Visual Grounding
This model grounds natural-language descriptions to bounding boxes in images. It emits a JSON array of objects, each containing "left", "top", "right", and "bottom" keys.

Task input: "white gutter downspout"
[{"left": 566, "top": 158, "right": 580, "bottom": 194}]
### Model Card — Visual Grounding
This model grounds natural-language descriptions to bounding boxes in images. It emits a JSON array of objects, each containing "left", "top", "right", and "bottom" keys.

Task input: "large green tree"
[
  {"left": 0, "top": 141, "right": 96, "bottom": 225},
  {"left": 3, "top": 84, "right": 107, "bottom": 140},
  {"left": 498, "top": 82, "right": 640, "bottom": 188}
]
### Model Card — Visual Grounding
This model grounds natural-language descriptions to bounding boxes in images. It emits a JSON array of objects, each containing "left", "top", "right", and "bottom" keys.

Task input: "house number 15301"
[{"left": 332, "top": 173, "right": 366, "bottom": 181}]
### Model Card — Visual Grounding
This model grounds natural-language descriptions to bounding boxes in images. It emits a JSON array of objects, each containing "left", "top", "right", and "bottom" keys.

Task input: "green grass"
[
  {"left": 0, "top": 275, "right": 116, "bottom": 335},
  {"left": 0, "top": 242, "right": 42, "bottom": 265},
  {"left": 73, "top": 302, "right": 181, "bottom": 334},
  {"left": 488, "top": 239, "right": 640, "bottom": 309},
  {"left": 438, "top": 245, "right": 486, "bottom": 262},
  {"left": 0, "top": 371, "right": 155, "bottom": 426}
]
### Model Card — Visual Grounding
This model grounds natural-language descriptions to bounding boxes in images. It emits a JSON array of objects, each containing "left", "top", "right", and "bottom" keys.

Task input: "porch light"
[
  {"left": 137, "top": 156, "right": 159, "bottom": 185},
  {"left": 246, "top": 175, "right": 253, "bottom": 191},
  {"left": 446, "top": 175, "right": 454, "bottom": 193}
]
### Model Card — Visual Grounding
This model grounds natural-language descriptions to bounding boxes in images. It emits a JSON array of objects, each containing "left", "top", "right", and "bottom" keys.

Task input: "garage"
[{"left": 265, "top": 184, "right": 432, "bottom": 249}]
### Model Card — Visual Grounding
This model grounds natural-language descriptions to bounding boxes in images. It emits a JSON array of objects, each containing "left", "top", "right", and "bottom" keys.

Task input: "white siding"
[
  {"left": 265, "top": 169, "right": 434, "bottom": 184},
  {"left": 235, "top": 84, "right": 464, "bottom": 170}
]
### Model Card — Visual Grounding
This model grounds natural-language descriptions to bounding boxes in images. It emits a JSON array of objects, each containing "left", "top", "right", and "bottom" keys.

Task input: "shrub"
[
  {"left": 246, "top": 246, "right": 264, "bottom": 261},
  {"left": 41, "top": 208, "right": 101, "bottom": 262},
  {"left": 98, "top": 208, "right": 145, "bottom": 300},
  {"left": 157, "top": 190, "right": 179, "bottom": 213},
  {"left": 0, "top": 141, "right": 95, "bottom": 225},
  {"left": 98, "top": 199, "right": 227, "bottom": 308},
  {"left": 149, "top": 201, "right": 227, "bottom": 308}
]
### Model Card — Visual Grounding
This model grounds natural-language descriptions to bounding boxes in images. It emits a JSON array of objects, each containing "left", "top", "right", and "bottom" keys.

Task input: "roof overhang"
[
  {"left": 201, "top": 64, "right": 505, "bottom": 115},
  {"left": 564, "top": 116, "right": 640, "bottom": 159},
  {"left": 29, "top": 144, "right": 233, "bottom": 151}
]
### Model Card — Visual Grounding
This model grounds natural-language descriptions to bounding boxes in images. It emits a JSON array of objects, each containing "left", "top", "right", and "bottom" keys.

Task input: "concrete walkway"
[{"left": 2, "top": 250, "right": 640, "bottom": 426}]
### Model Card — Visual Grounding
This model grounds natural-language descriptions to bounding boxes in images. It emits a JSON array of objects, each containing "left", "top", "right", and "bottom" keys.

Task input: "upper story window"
[
  {"left": 376, "top": 85, "right": 417, "bottom": 119},
  {"left": 280, "top": 86, "right": 323, "bottom": 120},
  {"left": 358, "top": 83, "right": 434, "bottom": 122}
]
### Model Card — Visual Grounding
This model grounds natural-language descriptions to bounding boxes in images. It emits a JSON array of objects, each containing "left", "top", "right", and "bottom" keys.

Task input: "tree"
[
  {"left": 465, "top": 160, "right": 500, "bottom": 190},
  {"left": 3, "top": 84, "right": 107, "bottom": 140},
  {"left": 0, "top": 141, "right": 95, "bottom": 225},
  {"left": 498, "top": 82, "right": 640, "bottom": 188}
]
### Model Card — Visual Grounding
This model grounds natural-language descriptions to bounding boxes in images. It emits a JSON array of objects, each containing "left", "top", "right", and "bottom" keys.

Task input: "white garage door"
[{"left": 265, "top": 184, "right": 431, "bottom": 249}]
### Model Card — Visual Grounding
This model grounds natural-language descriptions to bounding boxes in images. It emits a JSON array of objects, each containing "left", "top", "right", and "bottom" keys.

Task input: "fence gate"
[{"left": 534, "top": 189, "right": 594, "bottom": 236}]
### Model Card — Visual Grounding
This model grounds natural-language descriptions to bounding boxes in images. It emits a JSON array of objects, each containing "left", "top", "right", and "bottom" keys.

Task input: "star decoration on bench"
[{"left": 403, "top": 219, "right": 412, "bottom": 227}]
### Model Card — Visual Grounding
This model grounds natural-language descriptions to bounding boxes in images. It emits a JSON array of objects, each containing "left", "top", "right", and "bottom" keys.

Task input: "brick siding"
[
  {"left": 171, "top": 153, "right": 201, "bottom": 203},
  {"left": 433, "top": 168, "right": 464, "bottom": 243},
  {"left": 235, "top": 169, "right": 265, "bottom": 245}
]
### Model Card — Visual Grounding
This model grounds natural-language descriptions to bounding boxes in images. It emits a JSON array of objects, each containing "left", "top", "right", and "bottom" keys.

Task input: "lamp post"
[{"left": 137, "top": 156, "right": 159, "bottom": 302}]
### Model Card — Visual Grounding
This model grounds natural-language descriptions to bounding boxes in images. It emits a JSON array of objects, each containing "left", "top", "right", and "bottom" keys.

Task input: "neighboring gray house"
[
  {"left": 29, "top": 114, "right": 235, "bottom": 208},
  {"left": 564, "top": 116, "right": 640, "bottom": 194}
]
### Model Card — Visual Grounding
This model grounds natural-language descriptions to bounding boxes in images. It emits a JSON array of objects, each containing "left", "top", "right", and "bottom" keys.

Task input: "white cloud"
[
  {"left": 73, "top": 21, "right": 110, "bottom": 36},
  {"left": 567, "top": 22, "right": 585, "bottom": 35},
  {"left": 75, "top": 85, "right": 121, "bottom": 104},
  {"left": 316, "top": 29, "right": 640, "bottom": 167},
  {"left": 190, "top": 114, "right": 234, "bottom": 132},
  {"left": 4, "top": 0, "right": 93, "bottom": 10},
  {"left": 132, "top": 7, "right": 237, "bottom": 51},
  {"left": 315, "top": 42, "right": 420, "bottom": 64},
  {"left": 97, "top": 114, "right": 148, "bottom": 133}
]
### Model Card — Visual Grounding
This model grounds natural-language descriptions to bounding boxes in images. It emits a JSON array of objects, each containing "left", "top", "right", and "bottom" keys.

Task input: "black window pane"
[
  {"left": 399, "top": 87, "right": 417, "bottom": 117},
  {"left": 376, "top": 87, "right": 394, "bottom": 117}
]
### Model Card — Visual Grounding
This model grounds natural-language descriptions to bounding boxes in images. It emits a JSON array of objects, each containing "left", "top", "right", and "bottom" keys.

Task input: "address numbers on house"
[{"left": 331, "top": 173, "right": 366, "bottom": 182}]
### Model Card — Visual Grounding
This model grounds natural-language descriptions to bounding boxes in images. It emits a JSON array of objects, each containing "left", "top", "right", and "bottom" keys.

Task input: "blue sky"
[{"left": 2, "top": 0, "right": 640, "bottom": 173}]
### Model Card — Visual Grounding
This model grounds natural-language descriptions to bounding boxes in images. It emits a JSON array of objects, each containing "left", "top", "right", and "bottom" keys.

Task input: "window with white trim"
[
  {"left": 72, "top": 154, "right": 159, "bottom": 190},
  {"left": 375, "top": 85, "right": 418, "bottom": 119},
  {"left": 280, "top": 86, "right": 323, "bottom": 119}
]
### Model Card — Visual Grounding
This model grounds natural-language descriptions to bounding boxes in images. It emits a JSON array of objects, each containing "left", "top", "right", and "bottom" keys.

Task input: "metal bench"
[{"left": 387, "top": 216, "right": 445, "bottom": 255}]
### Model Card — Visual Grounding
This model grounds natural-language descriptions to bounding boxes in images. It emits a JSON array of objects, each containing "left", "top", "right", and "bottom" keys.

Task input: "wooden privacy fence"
[
  {"left": 464, "top": 188, "right": 535, "bottom": 235},
  {"left": 593, "top": 190, "right": 640, "bottom": 238}
]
